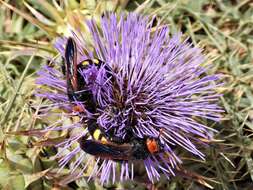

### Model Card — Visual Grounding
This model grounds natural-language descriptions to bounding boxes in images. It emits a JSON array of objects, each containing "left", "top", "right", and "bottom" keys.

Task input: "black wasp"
[
  {"left": 78, "top": 133, "right": 164, "bottom": 161},
  {"left": 63, "top": 37, "right": 164, "bottom": 161},
  {"left": 63, "top": 37, "right": 112, "bottom": 113}
]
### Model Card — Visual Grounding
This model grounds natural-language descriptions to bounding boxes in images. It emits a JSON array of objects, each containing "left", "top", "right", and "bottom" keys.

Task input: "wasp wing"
[
  {"left": 79, "top": 139, "right": 132, "bottom": 161},
  {"left": 64, "top": 38, "right": 79, "bottom": 101}
]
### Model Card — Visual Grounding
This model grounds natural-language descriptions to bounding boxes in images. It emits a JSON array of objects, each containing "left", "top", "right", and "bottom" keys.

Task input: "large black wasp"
[{"left": 63, "top": 37, "right": 163, "bottom": 161}]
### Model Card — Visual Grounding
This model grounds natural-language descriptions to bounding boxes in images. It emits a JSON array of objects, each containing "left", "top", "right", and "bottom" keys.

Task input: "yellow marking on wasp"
[
  {"left": 93, "top": 129, "right": 101, "bottom": 140},
  {"left": 81, "top": 60, "right": 90, "bottom": 66},
  {"left": 92, "top": 59, "right": 100, "bottom": 65},
  {"left": 101, "top": 137, "right": 108, "bottom": 144}
]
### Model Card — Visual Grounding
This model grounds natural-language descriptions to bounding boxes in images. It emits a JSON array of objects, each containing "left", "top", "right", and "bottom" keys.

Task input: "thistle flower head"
[{"left": 36, "top": 13, "right": 222, "bottom": 184}]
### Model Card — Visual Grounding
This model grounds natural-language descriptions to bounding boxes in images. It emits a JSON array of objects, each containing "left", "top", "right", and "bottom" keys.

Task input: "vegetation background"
[{"left": 0, "top": 0, "right": 252, "bottom": 189}]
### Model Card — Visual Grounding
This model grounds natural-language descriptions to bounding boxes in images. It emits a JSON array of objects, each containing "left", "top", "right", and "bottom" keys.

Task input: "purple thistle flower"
[{"left": 36, "top": 13, "right": 222, "bottom": 184}]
